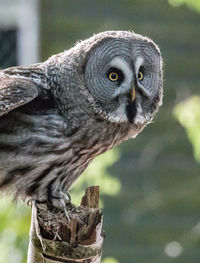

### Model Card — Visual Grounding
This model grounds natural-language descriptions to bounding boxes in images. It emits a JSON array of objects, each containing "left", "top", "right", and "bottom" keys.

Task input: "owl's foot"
[
  {"left": 47, "top": 191, "right": 72, "bottom": 218},
  {"left": 35, "top": 190, "right": 73, "bottom": 220}
]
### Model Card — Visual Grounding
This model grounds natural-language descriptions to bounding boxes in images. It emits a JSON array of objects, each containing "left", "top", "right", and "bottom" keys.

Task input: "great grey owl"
[{"left": 0, "top": 31, "right": 163, "bottom": 208}]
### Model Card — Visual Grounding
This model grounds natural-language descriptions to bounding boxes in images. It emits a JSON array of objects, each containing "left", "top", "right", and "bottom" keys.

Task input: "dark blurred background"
[{"left": 0, "top": 0, "right": 200, "bottom": 263}]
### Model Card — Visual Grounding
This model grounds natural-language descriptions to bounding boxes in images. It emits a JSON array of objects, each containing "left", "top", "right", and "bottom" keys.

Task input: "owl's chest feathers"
[
  {"left": 0, "top": 109, "right": 127, "bottom": 192},
  {"left": 49, "top": 118, "right": 126, "bottom": 189}
]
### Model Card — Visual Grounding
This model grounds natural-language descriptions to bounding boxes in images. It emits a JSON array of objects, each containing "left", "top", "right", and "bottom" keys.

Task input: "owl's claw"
[
  {"left": 58, "top": 191, "right": 72, "bottom": 220},
  {"left": 34, "top": 189, "right": 73, "bottom": 221},
  {"left": 59, "top": 197, "right": 70, "bottom": 221}
]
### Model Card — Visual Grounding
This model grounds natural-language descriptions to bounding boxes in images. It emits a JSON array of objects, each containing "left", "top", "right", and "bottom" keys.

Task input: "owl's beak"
[{"left": 131, "top": 88, "right": 136, "bottom": 102}]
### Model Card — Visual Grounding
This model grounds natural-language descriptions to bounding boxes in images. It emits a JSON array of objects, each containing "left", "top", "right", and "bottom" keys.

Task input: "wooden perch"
[{"left": 27, "top": 186, "right": 104, "bottom": 263}]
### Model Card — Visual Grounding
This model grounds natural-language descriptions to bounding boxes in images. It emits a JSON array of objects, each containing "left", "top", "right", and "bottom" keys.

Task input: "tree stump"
[{"left": 27, "top": 186, "right": 104, "bottom": 263}]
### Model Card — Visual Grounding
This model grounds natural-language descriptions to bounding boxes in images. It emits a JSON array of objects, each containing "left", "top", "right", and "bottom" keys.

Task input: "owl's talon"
[{"left": 45, "top": 189, "right": 72, "bottom": 220}]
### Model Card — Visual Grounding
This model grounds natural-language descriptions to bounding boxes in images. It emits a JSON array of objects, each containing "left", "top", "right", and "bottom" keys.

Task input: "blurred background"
[{"left": 0, "top": 0, "right": 200, "bottom": 262}]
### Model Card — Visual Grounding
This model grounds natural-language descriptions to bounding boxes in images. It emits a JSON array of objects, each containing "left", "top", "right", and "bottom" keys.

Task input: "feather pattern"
[{"left": 0, "top": 31, "right": 163, "bottom": 207}]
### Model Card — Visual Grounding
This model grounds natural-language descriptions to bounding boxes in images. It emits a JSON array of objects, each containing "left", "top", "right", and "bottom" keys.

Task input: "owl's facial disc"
[{"left": 84, "top": 33, "right": 163, "bottom": 125}]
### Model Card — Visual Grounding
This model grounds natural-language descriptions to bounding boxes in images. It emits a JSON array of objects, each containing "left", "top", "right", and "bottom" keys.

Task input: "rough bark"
[{"left": 27, "top": 186, "right": 104, "bottom": 263}]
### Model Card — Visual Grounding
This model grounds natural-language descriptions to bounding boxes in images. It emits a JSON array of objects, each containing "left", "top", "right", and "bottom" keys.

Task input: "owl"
[{"left": 0, "top": 31, "right": 163, "bottom": 209}]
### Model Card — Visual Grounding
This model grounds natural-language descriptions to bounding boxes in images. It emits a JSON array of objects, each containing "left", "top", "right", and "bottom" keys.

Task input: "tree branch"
[{"left": 27, "top": 186, "right": 104, "bottom": 263}]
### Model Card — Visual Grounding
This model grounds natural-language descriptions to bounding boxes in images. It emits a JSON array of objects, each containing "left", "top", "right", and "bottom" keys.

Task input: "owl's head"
[{"left": 79, "top": 31, "right": 163, "bottom": 127}]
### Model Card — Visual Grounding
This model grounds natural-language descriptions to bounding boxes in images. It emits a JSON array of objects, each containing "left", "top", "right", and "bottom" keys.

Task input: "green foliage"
[
  {"left": 174, "top": 96, "right": 200, "bottom": 162},
  {"left": 103, "top": 257, "right": 119, "bottom": 263},
  {"left": 168, "top": 0, "right": 200, "bottom": 13},
  {"left": 0, "top": 197, "right": 30, "bottom": 263}
]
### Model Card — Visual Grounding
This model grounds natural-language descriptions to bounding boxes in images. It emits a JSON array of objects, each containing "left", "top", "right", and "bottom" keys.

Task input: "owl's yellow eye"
[
  {"left": 138, "top": 71, "right": 144, "bottom": 81},
  {"left": 108, "top": 72, "right": 119, "bottom": 82}
]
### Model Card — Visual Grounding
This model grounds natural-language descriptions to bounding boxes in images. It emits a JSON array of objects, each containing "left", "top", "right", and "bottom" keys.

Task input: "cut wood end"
[
  {"left": 28, "top": 186, "right": 104, "bottom": 262},
  {"left": 33, "top": 185, "right": 103, "bottom": 247}
]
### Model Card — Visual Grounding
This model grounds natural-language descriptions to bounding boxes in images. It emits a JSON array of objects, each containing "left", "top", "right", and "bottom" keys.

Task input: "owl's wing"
[{"left": 0, "top": 75, "right": 39, "bottom": 117}]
